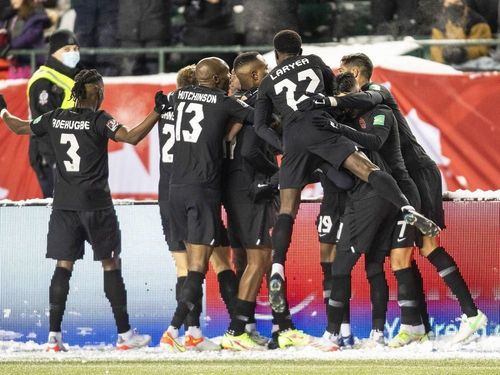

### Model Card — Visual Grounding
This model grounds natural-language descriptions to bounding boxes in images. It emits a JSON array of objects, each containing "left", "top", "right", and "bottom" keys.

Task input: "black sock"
[
  {"left": 411, "top": 260, "right": 432, "bottom": 333},
  {"left": 229, "top": 299, "right": 256, "bottom": 335},
  {"left": 394, "top": 267, "right": 422, "bottom": 326},
  {"left": 427, "top": 247, "right": 477, "bottom": 317},
  {"left": 172, "top": 271, "right": 205, "bottom": 328},
  {"left": 272, "top": 304, "right": 295, "bottom": 331},
  {"left": 366, "top": 263, "right": 388, "bottom": 332},
  {"left": 185, "top": 299, "right": 202, "bottom": 328},
  {"left": 217, "top": 269, "right": 238, "bottom": 317},
  {"left": 326, "top": 275, "right": 351, "bottom": 335},
  {"left": 321, "top": 262, "right": 333, "bottom": 315},
  {"left": 368, "top": 170, "right": 409, "bottom": 209},
  {"left": 49, "top": 267, "right": 72, "bottom": 332},
  {"left": 271, "top": 214, "right": 295, "bottom": 265},
  {"left": 104, "top": 270, "right": 130, "bottom": 334},
  {"left": 247, "top": 301, "right": 256, "bottom": 325},
  {"left": 176, "top": 277, "right": 189, "bottom": 331}
]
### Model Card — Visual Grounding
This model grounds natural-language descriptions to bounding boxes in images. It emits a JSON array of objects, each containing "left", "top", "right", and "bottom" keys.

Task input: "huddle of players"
[{"left": 0, "top": 28, "right": 487, "bottom": 352}]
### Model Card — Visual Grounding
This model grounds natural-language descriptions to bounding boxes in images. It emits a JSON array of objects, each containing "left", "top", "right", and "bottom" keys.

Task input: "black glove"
[
  {"left": 311, "top": 114, "right": 343, "bottom": 132},
  {"left": 0, "top": 94, "right": 7, "bottom": 112},
  {"left": 248, "top": 179, "right": 278, "bottom": 202},
  {"left": 297, "top": 92, "right": 330, "bottom": 112},
  {"left": 154, "top": 90, "right": 171, "bottom": 114}
]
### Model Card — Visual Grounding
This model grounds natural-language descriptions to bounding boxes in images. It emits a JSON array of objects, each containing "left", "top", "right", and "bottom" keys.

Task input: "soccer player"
[
  {"left": 306, "top": 53, "right": 488, "bottom": 344},
  {"left": 253, "top": 30, "right": 439, "bottom": 319},
  {"left": 158, "top": 57, "right": 254, "bottom": 352},
  {"left": 0, "top": 69, "right": 157, "bottom": 351}
]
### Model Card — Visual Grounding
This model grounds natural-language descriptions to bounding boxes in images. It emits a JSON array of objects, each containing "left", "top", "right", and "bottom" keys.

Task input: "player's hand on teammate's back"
[
  {"left": 154, "top": 91, "right": 171, "bottom": 114},
  {"left": 297, "top": 93, "right": 329, "bottom": 112},
  {"left": 312, "top": 114, "right": 343, "bottom": 133},
  {"left": 248, "top": 179, "right": 278, "bottom": 202},
  {"left": 0, "top": 95, "right": 7, "bottom": 112}
]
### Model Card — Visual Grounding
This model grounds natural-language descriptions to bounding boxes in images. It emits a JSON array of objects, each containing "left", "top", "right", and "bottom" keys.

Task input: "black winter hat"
[{"left": 49, "top": 29, "right": 79, "bottom": 54}]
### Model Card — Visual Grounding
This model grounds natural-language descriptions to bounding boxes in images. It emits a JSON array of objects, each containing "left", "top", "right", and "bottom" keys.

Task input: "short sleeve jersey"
[
  {"left": 30, "top": 107, "right": 122, "bottom": 210},
  {"left": 168, "top": 85, "right": 254, "bottom": 188},
  {"left": 258, "top": 54, "right": 333, "bottom": 126},
  {"left": 158, "top": 109, "right": 175, "bottom": 201},
  {"left": 362, "top": 82, "right": 435, "bottom": 170}
]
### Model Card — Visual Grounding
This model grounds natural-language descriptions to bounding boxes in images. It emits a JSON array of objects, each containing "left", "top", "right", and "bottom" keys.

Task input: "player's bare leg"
[
  {"left": 269, "top": 188, "right": 301, "bottom": 313},
  {"left": 342, "top": 151, "right": 440, "bottom": 237},
  {"left": 419, "top": 236, "right": 487, "bottom": 344},
  {"left": 222, "top": 248, "right": 270, "bottom": 350},
  {"left": 46, "top": 260, "right": 74, "bottom": 352},
  {"left": 210, "top": 246, "right": 238, "bottom": 317}
]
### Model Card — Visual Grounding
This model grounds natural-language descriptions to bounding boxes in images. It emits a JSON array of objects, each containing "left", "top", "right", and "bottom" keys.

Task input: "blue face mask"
[{"left": 62, "top": 51, "right": 80, "bottom": 68}]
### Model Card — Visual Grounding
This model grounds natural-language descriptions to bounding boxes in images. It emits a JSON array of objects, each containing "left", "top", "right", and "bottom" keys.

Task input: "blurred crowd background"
[{"left": 0, "top": 0, "right": 499, "bottom": 77}]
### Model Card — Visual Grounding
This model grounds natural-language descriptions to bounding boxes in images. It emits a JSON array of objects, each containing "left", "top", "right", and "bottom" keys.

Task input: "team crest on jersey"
[
  {"left": 38, "top": 90, "right": 48, "bottom": 106},
  {"left": 106, "top": 119, "right": 120, "bottom": 132},
  {"left": 358, "top": 117, "right": 366, "bottom": 129},
  {"left": 373, "top": 114, "right": 385, "bottom": 126}
]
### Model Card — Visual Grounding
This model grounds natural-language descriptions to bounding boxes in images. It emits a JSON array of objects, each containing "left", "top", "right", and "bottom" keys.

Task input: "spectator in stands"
[
  {"left": 465, "top": 0, "right": 498, "bottom": 33},
  {"left": 72, "top": 0, "right": 119, "bottom": 76},
  {"left": 0, "top": 0, "right": 51, "bottom": 78},
  {"left": 371, "top": 0, "right": 418, "bottom": 36},
  {"left": 430, "top": 0, "right": 492, "bottom": 65},
  {"left": 118, "top": 0, "right": 171, "bottom": 75},
  {"left": 241, "top": 0, "right": 299, "bottom": 45},
  {"left": 180, "top": 0, "right": 236, "bottom": 66}
]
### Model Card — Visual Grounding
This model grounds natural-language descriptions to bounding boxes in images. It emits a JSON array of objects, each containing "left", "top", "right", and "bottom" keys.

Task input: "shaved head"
[{"left": 195, "top": 57, "right": 231, "bottom": 91}]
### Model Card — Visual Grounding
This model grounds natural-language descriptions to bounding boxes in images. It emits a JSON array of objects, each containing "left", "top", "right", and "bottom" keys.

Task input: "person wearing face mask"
[
  {"left": 430, "top": 0, "right": 492, "bottom": 65},
  {"left": 26, "top": 29, "right": 81, "bottom": 198}
]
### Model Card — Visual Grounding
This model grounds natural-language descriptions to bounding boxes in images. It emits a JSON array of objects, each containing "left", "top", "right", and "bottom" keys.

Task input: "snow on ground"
[{"left": 0, "top": 335, "right": 499, "bottom": 362}]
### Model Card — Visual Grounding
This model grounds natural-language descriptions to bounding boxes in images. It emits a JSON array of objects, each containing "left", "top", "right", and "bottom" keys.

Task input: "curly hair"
[
  {"left": 70, "top": 69, "right": 103, "bottom": 102},
  {"left": 176, "top": 65, "right": 197, "bottom": 88}
]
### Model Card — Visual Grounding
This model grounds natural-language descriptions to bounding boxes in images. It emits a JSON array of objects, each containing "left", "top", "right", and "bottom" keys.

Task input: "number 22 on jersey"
[
  {"left": 161, "top": 102, "right": 205, "bottom": 164},
  {"left": 274, "top": 68, "right": 320, "bottom": 110}
]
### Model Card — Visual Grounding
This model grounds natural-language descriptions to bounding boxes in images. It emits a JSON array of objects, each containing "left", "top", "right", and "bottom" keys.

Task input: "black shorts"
[
  {"left": 389, "top": 211, "right": 417, "bottom": 249},
  {"left": 168, "top": 185, "right": 223, "bottom": 246},
  {"left": 316, "top": 191, "right": 346, "bottom": 244},
  {"left": 159, "top": 200, "right": 187, "bottom": 251},
  {"left": 280, "top": 112, "right": 358, "bottom": 189},
  {"left": 46, "top": 208, "right": 121, "bottom": 261},
  {"left": 337, "top": 194, "right": 399, "bottom": 255},
  {"left": 409, "top": 164, "right": 445, "bottom": 229},
  {"left": 225, "top": 193, "right": 277, "bottom": 249}
]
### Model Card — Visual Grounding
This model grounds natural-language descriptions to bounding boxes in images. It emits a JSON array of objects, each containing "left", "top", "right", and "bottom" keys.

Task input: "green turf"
[{"left": 0, "top": 360, "right": 499, "bottom": 375}]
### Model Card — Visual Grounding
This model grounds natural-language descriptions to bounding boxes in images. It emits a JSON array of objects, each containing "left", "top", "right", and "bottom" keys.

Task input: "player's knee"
[{"left": 390, "top": 249, "right": 412, "bottom": 271}]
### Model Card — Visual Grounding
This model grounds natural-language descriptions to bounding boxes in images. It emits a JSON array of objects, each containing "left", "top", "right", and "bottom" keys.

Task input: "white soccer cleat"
[
  {"left": 116, "top": 329, "right": 151, "bottom": 350},
  {"left": 46, "top": 332, "right": 68, "bottom": 352},
  {"left": 359, "top": 329, "right": 385, "bottom": 348},
  {"left": 311, "top": 331, "right": 340, "bottom": 352},
  {"left": 160, "top": 330, "right": 186, "bottom": 352},
  {"left": 448, "top": 310, "right": 488, "bottom": 345}
]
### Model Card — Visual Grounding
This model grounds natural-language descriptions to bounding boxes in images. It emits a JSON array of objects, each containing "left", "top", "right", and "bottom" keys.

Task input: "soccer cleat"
[
  {"left": 46, "top": 332, "right": 68, "bottom": 352},
  {"left": 277, "top": 329, "right": 312, "bottom": 348},
  {"left": 116, "top": 329, "right": 151, "bottom": 350},
  {"left": 247, "top": 329, "right": 269, "bottom": 346},
  {"left": 402, "top": 206, "right": 440, "bottom": 237},
  {"left": 312, "top": 332, "right": 340, "bottom": 352},
  {"left": 267, "top": 331, "right": 280, "bottom": 350},
  {"left": 448, "top": 310, "right": 488, "bottom": 345},
  {"left": 269, "top": 273, "right": 286, "bottom": 313},
  {"left": 424, "top": 330, "right": 436, "bottom": 341},
  {"left": 184, "top": 335, "right": 220, "bottom": 351},
  {"left": 160, "top": 330, "right": 186, "bottom": 352},
  {"left": 221, "top": 331, "right": 266, "bottom": 351},
  {"left": 339, "top": 334, "right": 355, "bottom": 348},
  {"left": 388, "top": 330, "right": 426, "bottom": 348}
]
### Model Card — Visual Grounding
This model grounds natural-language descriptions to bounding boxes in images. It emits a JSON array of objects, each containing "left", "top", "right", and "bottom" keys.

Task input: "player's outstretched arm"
[
  {"left": 0, "top": 95, "right": 32, "bottom": 135},
  {"left": 114, "top": 111, "right": 160, "bottom": 145}
]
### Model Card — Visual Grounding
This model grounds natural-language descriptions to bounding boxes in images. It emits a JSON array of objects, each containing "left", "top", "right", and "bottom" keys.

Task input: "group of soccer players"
[{"left": 0, "top": 28, "right": 487, "bottom": 352}]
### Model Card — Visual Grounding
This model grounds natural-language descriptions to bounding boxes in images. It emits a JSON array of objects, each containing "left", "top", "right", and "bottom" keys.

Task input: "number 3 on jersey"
[
  {"left": 274, "top": 68, "right": 320, "bottom": 110},
  {"left": 60, "top": 133, "right": 80, "bottom": 172}
]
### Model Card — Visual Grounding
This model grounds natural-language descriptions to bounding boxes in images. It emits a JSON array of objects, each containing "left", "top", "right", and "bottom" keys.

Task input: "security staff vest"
[{"left": 27, "top": 65, "right": 75, "bottom": 109}]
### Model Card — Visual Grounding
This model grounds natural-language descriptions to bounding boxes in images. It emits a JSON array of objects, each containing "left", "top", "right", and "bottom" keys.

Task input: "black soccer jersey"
[
  {"left": 30, "top": 107, "right": 122, "bottom": 210},
  {"left": 254, "top": 54, "right": 335, "bottom": 149},
  {"left": 223, "top": 88, "right": 279, "bottom": 196},
  {"left": 360, "top": 82, "right": 435, "bottom": 171},
  {"left": 158, "top": 109, "right": 175, "bottom": 201},
  {"left": 167, "top": 85, "right": 254, "bottom": 188}
]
